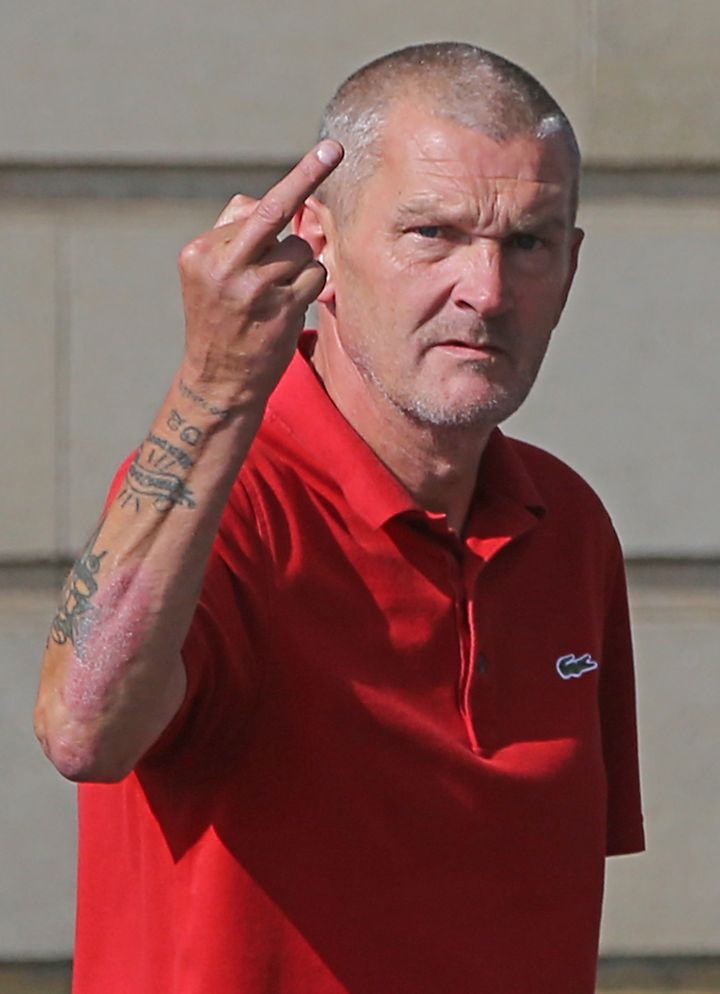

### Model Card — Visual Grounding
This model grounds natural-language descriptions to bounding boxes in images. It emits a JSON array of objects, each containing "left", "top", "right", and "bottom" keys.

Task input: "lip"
[{"left": 431, "top": 340, "right": 504, "bottom": 359}]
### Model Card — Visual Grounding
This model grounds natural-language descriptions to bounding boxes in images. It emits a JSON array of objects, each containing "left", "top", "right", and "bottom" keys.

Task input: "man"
[{"left": 36, "top": 42, "right": 643, "bottom": 994}]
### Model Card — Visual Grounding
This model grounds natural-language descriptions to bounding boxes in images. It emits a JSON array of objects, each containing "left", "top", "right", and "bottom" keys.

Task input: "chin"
[
  {"left": 399, "top": 397, "right": 515, "bottom": 429},
  {"left": 402, "top": 381, "right": 530, "bottom": 428}
]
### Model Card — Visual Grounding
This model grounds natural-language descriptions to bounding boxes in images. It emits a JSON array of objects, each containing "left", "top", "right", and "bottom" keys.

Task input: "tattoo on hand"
[
  {"left": 117, "top": 435, "right": 197, "bottom": 513},
  {"left": 178, "top": 379, "right": 230, "bottom": 419},
  {"left": 50, "top": 525, "right": 107, "bottom": 646}
]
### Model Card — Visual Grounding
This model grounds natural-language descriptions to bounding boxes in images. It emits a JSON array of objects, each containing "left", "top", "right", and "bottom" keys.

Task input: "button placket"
[
  {"left": 461, "top": 554, "right": 499, "bottom": 755},
  {"left": 450, "top": 548, "right": 487, "bottom": 754}
]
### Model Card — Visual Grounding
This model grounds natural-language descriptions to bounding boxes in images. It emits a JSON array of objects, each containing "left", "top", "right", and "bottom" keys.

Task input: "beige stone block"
[
  {"left": 0, "top": 582, "right": 76, "bottom": 956},
  {"left": 0, "top": 0, "right": 588, "bottom": 161},
  {"left": 590, "top": 0, "right": 720, "bottom": 163},
  {"left": 600, "top": 586, "right": 720, "bottom": 952},
  {"left": 507, "top": 196, "right": 720, "bottom": 556},
  {"left": 0, "top": 210, "right": 57, "bottom": 558},
  {"left": 63, "top": 201, "right": 218, "bottom": 553}
]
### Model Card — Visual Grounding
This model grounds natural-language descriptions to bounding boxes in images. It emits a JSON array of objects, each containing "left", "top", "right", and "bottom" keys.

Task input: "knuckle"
[
  {"left": 254, "top": 196, "right": 286, "bottom": 227},
  {"left": 178, "top": 237, "right": 208, "bottom": 272}
]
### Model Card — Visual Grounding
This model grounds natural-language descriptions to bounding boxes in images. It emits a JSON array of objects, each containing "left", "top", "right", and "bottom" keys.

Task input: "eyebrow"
[
  {"left": 515, "top": 213, "right": 568, "bottom": 231},
  {"left": 394, "top": 199, "right": 465, "bottom": 223},
  {"left": 394, "top": 199, "right": 570, "bottom": 232}
]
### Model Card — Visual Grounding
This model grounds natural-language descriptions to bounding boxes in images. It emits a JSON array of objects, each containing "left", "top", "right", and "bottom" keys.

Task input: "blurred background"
[{"left": 1, "top": 1, "right": 718, "bottom": 991}]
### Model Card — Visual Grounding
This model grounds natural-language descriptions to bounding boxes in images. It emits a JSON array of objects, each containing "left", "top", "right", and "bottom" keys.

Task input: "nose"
[{"left": 451, "top": 239, "right": 511, "bottom": 317}]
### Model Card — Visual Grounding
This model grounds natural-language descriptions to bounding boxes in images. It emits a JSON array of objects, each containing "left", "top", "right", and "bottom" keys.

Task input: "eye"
[
  {"left": 414, "top": 225, "right": 444, "bottom": 239},
  {"left": 508, "top": 232, "right": 543, "bottom": 252}
]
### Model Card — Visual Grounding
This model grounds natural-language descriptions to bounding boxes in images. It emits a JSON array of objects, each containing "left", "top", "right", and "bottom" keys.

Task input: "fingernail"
[{"left": 316, "top": 141, "right": 343, "bottom": 166}]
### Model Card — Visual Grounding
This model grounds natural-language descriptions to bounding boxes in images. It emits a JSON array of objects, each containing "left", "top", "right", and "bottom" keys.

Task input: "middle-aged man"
[{"left": 36, "top": 42, "right": 644, "bottom": 994}]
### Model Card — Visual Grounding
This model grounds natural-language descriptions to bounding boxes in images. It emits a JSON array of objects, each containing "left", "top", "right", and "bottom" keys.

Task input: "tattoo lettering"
[
  {"left": 117, "top": 434, "right": 196, "bottom": 513},
  {"left": 145, "top": 432, "right": 194, "bottom": 470},
  {"left": 178, "top": 378, "right": 230, "bottom": 419},
  {"left": 167, "top": 408, "right": 185, "bottom": 431},
  {"left": 179, "top": 425, "right": 202, "bottom": 446},
  {"left": 166, "top": 407, "right": 204, "bottom": 447},
  {"left": 50, "top": 525, "right": 107, "bottom": 647}
]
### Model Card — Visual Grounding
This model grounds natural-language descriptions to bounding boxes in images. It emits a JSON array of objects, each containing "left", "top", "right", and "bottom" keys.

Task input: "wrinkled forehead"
[{"left": 370, "top": 100, "right": 578, "bottom": 215}]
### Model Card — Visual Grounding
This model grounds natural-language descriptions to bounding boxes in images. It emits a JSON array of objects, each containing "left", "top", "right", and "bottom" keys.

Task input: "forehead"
[{"left": 364, "top": 100, "right": 576, "bottom": 217}]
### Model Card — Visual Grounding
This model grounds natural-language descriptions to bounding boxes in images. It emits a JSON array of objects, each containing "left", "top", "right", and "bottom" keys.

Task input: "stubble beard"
[
  {"left": 396, "top": 370, "right": 536, "bottom": 427},
  {"left": 346, "top": 324, "right": 548, "bottom": 430}
]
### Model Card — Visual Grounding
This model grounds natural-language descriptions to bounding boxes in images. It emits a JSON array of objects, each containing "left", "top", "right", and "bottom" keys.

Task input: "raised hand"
[{"left": 178, "top": 139, "right": 343, "bottom": 409}]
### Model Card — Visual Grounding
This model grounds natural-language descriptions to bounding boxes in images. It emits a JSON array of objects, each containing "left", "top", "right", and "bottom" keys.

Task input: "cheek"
[
  {"left": 374, "top": 263, "right": 450, "bottom": 335},
  {"left": 336, "top": 260, "right": 403, "bottom": 336},
  {"left": 515, "top": 274, "right": 567, "bottom": 323}
]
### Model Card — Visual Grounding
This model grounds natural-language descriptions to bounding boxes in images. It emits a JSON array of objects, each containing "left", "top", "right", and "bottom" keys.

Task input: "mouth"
[{"left": 431, "top": 340, "right": 504, "bottom": 359}]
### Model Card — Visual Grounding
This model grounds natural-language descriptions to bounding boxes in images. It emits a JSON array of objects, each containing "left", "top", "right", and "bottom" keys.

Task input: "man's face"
[{"left": 323, "top": 101, "right": 583, "bottom": 428}]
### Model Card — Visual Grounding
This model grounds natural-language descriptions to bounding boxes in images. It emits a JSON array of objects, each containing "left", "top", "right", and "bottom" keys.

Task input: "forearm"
[
  {"left": 35, "top": 366, "right": 265, "bottom": 782},
  {"left": 34, "top": 139, "right": 342, "bottom": 782}
]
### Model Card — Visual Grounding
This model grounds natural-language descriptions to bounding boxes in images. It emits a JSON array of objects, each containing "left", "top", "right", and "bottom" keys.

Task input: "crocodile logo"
[{"left": 556, "top": 653, "right": 599, "bottom": 680}]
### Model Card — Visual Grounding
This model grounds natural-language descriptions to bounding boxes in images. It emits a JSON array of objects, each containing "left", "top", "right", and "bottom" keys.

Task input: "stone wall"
[{"left": 1, "top": 0, "right": 718, "bottom": 964}]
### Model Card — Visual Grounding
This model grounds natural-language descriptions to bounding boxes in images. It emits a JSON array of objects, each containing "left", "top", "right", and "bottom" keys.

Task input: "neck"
[{"left": 310, "top": 319, "right": 494, "bottom": 534}]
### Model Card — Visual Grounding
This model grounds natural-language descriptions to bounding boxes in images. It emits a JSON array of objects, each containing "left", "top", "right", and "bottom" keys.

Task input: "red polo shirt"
[{"left": 74, "top": 336, "right": 643, "bottom": 994}]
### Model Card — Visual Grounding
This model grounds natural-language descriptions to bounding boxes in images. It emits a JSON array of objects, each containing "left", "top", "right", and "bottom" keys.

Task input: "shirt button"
[{"left": 476, "top": 653, "right": 488, "bottom": 674}]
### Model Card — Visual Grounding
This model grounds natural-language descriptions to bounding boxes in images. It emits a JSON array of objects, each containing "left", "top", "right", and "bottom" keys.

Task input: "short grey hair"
[{"left": 317, "top": 42, "right": 580, "bottom": 221}]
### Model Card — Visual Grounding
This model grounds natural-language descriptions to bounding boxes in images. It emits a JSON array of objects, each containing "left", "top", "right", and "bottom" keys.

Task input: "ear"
[
  {"left": 559, "top": 226, "right": 584, "bottom": 311},
  {"left": 294, "top": 196, "right": 337, "bottom": 305}
]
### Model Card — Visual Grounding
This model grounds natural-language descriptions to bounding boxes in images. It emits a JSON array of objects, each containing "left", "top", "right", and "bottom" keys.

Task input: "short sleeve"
[
  {"left": 600, "top": 547, "right": 645, "bottom": 856},
  {"left": 140, "top": 478, "right": 270, "bottom": 770}
]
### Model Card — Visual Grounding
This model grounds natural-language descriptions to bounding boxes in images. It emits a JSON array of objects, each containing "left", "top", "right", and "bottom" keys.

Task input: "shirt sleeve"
[{"left": 600, "top": 545, "right": 645, "bottom": 856}]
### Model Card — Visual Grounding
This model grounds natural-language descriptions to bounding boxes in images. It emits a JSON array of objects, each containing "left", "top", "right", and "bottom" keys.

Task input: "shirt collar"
[
  {"left": 266, "top": 333, "right": 417, "bottom": 529},
  {"left": 475, "top": 427, "right": 546, "bottom": 518},
  {"left": 266, "top": 333, "right": 546, "bottom": 534},
  {"left": 463, "top": 428, "right": 546, "bottom": 561}
]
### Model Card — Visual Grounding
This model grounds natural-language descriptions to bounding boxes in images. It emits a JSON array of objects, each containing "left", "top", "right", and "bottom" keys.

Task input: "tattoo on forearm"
[
  {"left": 146, "top": 432, "right": 194, "bottom": 470},
  {"left": 50, "top": 525, "right": 107, "bottom": 646},
  {"left": 180, "top": 425, "right": 202, "bottom": 446},
  {"left": 167, "top": 408, "right": 203, "bottom": 446},
  {"left": 116, "top": 404, "right": 207, "bottom": 514},
  {"left": 178, "top": 378, "right": 230, "bottom": 419},
  {"left": 117, "top": 436, "right": 197, "bottom": 513},
  {"left": 167, "top": 408, "right": 184, "bottom": 432}
]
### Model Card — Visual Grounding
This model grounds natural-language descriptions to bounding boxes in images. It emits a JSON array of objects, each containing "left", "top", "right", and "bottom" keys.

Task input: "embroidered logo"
[{"left": 556, "top": 653, "right": 599, "bottom": 680}]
